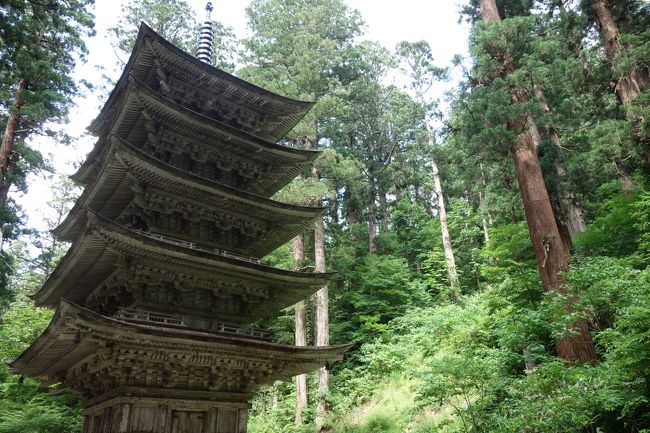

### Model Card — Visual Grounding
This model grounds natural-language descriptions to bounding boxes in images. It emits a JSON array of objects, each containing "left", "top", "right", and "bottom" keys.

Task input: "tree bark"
[
  {"left": 479, "top": 161, "right": 494, "bottom": 227},
  {"left": 591, "top": 0, "right": 650, "bottom": 105},
  {"left": 367, "top": 184, "right": 377, "bottom": 255},
  {"left": 427, "top": 125, "right": 459, "bottom": 295},
  {"left": 478, "top": 190, "right": 490, "bottom": 243},
  {"left": 526, "top": 115, "right": 573, "bottom": 255},
  {"left": 479, "top": 0, "right": 597, "bottom": 363},
  {"left": 314, "top": 218, "right": 329, "bottom": 432},
  {"left": 533, "top": 86, "right": 587, "bottom": 238},
  {"left": 379, "top": 190, "right": 388, "bottom": 233},
  {"left": 312, "top": 160, "right": 329, "bottom": 432},
  {"left": 0, "top": 78, "right": 27, "bottom": 210},
  {"left": 293, "top": 235, "right": 308, "bottom": 425}
]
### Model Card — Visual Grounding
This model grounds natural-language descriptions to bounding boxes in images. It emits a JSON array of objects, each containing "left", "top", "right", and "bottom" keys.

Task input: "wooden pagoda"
[{"left": 11, "top": 24, "right": 349, "bottom": 433}]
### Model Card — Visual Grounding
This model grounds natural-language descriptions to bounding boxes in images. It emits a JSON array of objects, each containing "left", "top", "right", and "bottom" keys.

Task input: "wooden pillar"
[{"left": 82, "top": 394, "right": 250, "bottom": 433}]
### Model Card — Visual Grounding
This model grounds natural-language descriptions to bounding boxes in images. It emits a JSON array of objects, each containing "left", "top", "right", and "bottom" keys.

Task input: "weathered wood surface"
[{"left": 82, "top": 398, "right": 247, "bottom": 433}]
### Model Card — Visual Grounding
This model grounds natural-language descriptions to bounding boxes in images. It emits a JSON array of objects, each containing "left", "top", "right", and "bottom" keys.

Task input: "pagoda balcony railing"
[
  {"left": 114, "top": 307, "right": 273, "bottom": 341},
  {"left": 136, "top": 230, "right": 271, "bottom": 267},
  {"left": 131, "top": 230, "right": 316, "bottom": 273}
]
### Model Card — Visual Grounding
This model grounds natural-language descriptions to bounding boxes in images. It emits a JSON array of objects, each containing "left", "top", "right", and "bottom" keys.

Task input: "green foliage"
[
  {"left": 3, "top": 1, "right": 650, "bottom": 433},
  {"left": 573, "top": 191, "right": 643, "bottom": 258},
  {"left": 0, "top": 300, "right": 81, "bottom": 433},
  {"left": 0, "top": 0, "right": 94, "bottom": 305},
  {"left": 110, "top": 0, "right": 237, "bottom": 71},
  {"left": 480, "top": 222, "right": 535, "bottom": 281},
  {"left": 338, "top": 255, "right": 422, "bottom": 342}
]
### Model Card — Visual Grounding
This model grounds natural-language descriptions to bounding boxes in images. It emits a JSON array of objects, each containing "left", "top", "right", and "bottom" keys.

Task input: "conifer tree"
[
  {"left": 397, "top": 40, "right": 460, "bottom": 297},
  {"left": 0, "top": 0, "right": 94, "bottom": 306},
  {"left": 0, "top": 0, "right": 94, "bottom": 210},
  {"left": 476, "top": 0, "right": 597, "bottom": 362}
]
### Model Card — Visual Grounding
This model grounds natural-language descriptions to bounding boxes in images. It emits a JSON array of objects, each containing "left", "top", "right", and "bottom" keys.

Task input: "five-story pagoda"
[{"left": 10, "top": 21, "right": 349, "bottom": 433}]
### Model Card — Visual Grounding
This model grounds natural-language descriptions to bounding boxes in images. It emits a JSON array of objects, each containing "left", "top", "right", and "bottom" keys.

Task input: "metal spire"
[{"left": 196, "top": 2, "right": 214, "bottom": 64}]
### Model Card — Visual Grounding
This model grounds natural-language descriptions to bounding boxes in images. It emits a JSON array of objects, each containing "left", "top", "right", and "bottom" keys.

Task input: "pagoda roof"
[
  {"left": 90, "top": 23, "right": 313, "bottom": 142},
  {"left": 79, "top": 75, "right": 320, "bottom": 197},
  {"left": 78, "top": 75, "right": 317, "bottom": 197},
  {"left": 10, "top": 300, "right": 351, "bottom": 395},
  {"left": 57, "top": 135, "right": 324, "bottom": 257},
  {"left": 35, "top": 212, "right": 335, "bottom": 321}
]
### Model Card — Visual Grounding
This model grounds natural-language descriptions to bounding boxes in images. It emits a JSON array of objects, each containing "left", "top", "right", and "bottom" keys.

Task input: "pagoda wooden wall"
[{"left": 81, "top": 397, "right": 248, "bottom": 433}]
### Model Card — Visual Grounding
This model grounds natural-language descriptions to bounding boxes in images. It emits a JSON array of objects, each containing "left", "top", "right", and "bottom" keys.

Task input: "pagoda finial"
[{"left": 196, "top": 2, "right": 214, "bottom": 65}]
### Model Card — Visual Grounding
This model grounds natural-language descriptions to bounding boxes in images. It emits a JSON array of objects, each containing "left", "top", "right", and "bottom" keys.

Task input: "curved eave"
[
  {"left": 90, "top": 23, "right": 314, "bottom": 142},
  {"left": 78, "top": 75, "right": 319, "bottom": 196},
  {"left": 36, "top": 212, "right": 335, "bottom": 308},
  {"left": 57, "top": 135, "right": 325, "bottom": 257},
  {"left": 10, "top": 299, "right": 352, "bottom": 382}
]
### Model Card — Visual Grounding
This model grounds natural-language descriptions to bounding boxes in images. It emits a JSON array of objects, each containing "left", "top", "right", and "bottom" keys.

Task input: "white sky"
[{"left": 17, "top": 0, "right": 470, "bottom": 232}]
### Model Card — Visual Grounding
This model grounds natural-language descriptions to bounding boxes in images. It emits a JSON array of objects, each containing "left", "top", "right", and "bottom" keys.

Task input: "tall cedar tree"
[
  {"left": 292, "top": 234, "right": 308, "bottom": 425},
  {"left": 0, "top": 0, "right": 94, "bottom": 207},
  {"left": 0, "top": 0, "right": 94, "bottom": 306},
  {"left": 396, "top": 41, "right": 460, "bottom": 296},
  {"left": 244, "top": 2, "right": 362, "bottom": 428},
  {"left": 589, "top": 0, "right": 649, "bottom": 105},
  {"left": 478, "top": 0, "right": 597, "bottom": 362}
]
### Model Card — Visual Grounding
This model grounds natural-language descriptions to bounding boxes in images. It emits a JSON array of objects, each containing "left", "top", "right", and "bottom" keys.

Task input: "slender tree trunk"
[
  {"left": 312, "top": 160, "right": 329, "bottom": 432},
  {"left": 379, "top": 190, "right": 388, "bottom": 233},
  {"left": 426, "top": 125, "right": 459, "bottom": 295},
  {"left": 480, "top": 0, "right": 597, "bottom": 363},
  {"left": 478, "top": 190, "right": 490, "bottom": 243},
  {"left": 293, "top": 235, "right": 308, "bottom": 425},
  {"left": 533, "top": 86, "right": 587, "bottom": 237},
  {"left": 0, "top": 78, "right": 27, "bottom": 210},
  {"left": 479, "top": 161, "right": 494, "bottom": 227},
  {"left": 344, "top": 188, "right": 358, "bottom": 225},
  {"left": 591, "top": 0, "right": 650, "bottom": 105},
  {"left": 367, "top": 184, "right": 377, "bottom": 255},
  {"left": 314, "top": 218, "right": 329, "bottom": 432}
]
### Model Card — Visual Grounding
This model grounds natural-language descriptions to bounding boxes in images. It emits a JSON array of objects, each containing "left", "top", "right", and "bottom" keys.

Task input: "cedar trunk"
[
  {"left": 533, "top": 86, "right": 587, "bottom": 238},
  {"left": 379, "top": 190, "right": 388, "bottom": 233},
  {"left": 312, "top": 161, "right": 330, "bottom": 432},
  {"left": 526, "top": 115, "right": 572, "bottom": 255},
  {"left": 314, "top": 217, "right": 329, "bottom": 432},
  {"left": 591, "top": 0, "right": 650, "bottom": 105},
  {"left": 480, "top": 0, "right": 597, "bottom": 362},
  {"left": 426, "top": 124, "right": 459, "bottom": 294},
  {"left": 0, "top": 78, "right": 27, "bottom": 210},
  {"left": 293, "top": 235, "right": 308, "bottom": 425},
  {"left": 367, "top": 185, "right": 377, "bottom": 255}
]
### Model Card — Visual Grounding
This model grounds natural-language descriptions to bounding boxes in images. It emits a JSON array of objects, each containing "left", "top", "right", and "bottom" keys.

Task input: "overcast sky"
[{"left": 18, "top": 0, "right": 470, "bottom": 231}]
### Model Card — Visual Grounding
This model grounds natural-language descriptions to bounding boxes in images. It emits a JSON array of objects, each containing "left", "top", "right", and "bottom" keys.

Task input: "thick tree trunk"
[
  {"left": 591, "top": 0, "right": 650, "bottom": 105},
  {"left": 293, "top": 235, "right": 308, "bottom": 425},
  {"left": 367, "top": 184, "right": 377, "bottom": 255},
  {"left": 0, "top": 78, "right": 27, "bottom": 210},
  {"left": 526, "top": 115, "right": 573, "bottom": 255},
  {"left": 480, "top": 0, "right": 597, "bottom": 363},
  {"left": 479, "top": 0, "right": 501, "bottom": 22},
  {"left": 427, "top": 125, "right": 459, "bottom": 294},
  {"left": 510, "top": 106, "right": 596, "bottom": 362}
]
